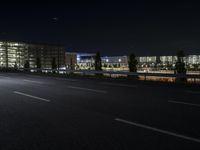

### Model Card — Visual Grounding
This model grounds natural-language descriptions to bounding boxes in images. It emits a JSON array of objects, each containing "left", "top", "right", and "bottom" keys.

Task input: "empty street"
[{"left": 0, "top": 73, "right": 200, "bottom": 149}]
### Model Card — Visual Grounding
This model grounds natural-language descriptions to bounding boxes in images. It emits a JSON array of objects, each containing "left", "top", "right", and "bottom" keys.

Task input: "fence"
[{"left": 16, "top": 68, "right": 200, "bottom": 82}]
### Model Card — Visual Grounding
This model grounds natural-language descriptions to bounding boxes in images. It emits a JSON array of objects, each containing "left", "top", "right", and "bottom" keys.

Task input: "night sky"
[{"left": 0, "top": 1, "right": 200, "bottom": 56}]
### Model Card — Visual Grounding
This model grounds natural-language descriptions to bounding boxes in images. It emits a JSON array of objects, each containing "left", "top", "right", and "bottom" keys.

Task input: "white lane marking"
[
  {"left": 186, "top": 91, "right": 200, "bottom": 95},
  {"left": 23, "top": 79, "right": 44, "bottom": 84},
  {"left": 115, "top": 118, "right": 200, "bottom": 143},
  {"left": 55, "top": 78, "right": 77, "bottom": 82},
  {"left": 101, "top": 82, "right": 137, "bottom": 88},
  {"left": 168, "top": 100, "right": 200, "bottom": 107},
  {"left": 68, "top": 86, "right": 107, "bottom": 94},
  {"left": 13, "top": 91, "right": 50, "bottom": 102}
]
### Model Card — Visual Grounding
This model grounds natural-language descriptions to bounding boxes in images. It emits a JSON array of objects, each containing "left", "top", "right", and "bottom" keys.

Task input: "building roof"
[{"left": 0, "top": 39, "right": 65, "bottom": 48}]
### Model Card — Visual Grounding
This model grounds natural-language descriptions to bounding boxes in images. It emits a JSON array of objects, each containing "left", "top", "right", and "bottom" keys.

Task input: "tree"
[
  {"left": 128, "top": 53, "right": 138, "bottom": 72},
  {"left": 52, "top": 57, "right": 57, "bottom": 73},
  {"left": 193, "top": 64, "right": 199, "bottom": 71},
  {"left": 70, "top": 57, "right": 74, "bottom": 70},
  {"left": 175, "top": 50, "right": 187, "bottom": 82},
  {"left": 113, "top": 64, "right": 118, "bottom": 68},
  {"left": 36, "top": 57, "right": 41, "bottom": 72},
  {"left": 14, "top": 62, "right": 17, "bottom": 71},
  {"left": 156, "top": 56, "right": 161, "bottom": 64},
  {"left": 166, "top": 64, "right": 173, "bottom": 70},
  {"left": 103, "top": 64, "right": 107, "bottom": 68},
  {"left": 155, "top": 56, "right": 161, "bottom": 69},
  {"left": 94, "top": 51, "right": 102, "bottom": 76},
  {"left": 175, "top": 50, "right": 186, "bottom": 74},
  {"left": 177, "top": 50, "right": 185, "bottom": 61},
  {"left": 95, "top": 51, "right": 102, "bottom": 71},
  {"left": 24, "top": 60, "right": 30, "bottom": 72}
]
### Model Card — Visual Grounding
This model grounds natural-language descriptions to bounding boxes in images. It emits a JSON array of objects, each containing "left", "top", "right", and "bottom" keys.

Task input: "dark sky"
[{"left": 0, "top": 1, "right": 200, "bottom": 56}]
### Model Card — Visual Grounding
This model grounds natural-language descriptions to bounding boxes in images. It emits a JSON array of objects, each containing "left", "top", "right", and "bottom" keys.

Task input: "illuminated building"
[
  {"left": 65, "top": 52, "right": 77, "bottom": 70},
  {"left": 0, "top": 41, "right": 65, "bottom": 69},
  {"left": 76, "top": 53, "right": 96, "bottom": 70},
  {"left": 101, "top": 56, "right": 129, "bottom": 71},
  {"left": 75, "top": 54, "right": 200, "bottom": 71},
  {"left": 187, "top": 55, "right": 200, "bottom": 65}
]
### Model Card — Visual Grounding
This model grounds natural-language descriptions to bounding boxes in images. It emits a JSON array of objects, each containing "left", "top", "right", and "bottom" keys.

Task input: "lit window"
[
  {"left": 77, "top": 57, "right": 80, "bottom": 62},
  {"left": 13, "top": 43, "right": 19, "bottom": 46}
]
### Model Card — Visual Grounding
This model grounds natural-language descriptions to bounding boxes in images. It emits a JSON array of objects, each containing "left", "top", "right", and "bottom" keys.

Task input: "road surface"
[{"left": 0, "top": 72, "right": 200, "bottom": 149}]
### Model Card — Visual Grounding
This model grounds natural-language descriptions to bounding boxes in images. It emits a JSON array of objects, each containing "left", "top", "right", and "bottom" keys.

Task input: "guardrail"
[{"left": 17, "top": 68, "right": 200, "bottom": 80}]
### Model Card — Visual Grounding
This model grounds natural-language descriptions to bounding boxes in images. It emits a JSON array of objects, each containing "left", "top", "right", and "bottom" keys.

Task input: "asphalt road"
[{"left": 0, "top": 72, "right": 200, "bottom": 150}]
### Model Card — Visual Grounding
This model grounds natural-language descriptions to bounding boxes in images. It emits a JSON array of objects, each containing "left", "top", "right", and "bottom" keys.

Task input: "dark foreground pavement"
[{"left": 0, "top": 72, "right": 200, "bottom": 150}]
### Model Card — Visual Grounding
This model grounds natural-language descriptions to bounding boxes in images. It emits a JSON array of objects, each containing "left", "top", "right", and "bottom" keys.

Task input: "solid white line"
[
  {"left": 115, "top": 118, "right": 200, "bottom": 143},
  {"left": 186, "top": 90, "right": 200, "bottom": 95},
  {"left": 13, "top": 91, "right": 50, "bottom": 102},
  {"left": 101, "top": 82, "right": 137, "bottom": 88},
  {"left": 168, "top": 100, "right": 200, "bottom": 107},
  {"left": 68, "top": 86, "right": 107, "bottom": 94},
  {"left": 23, "top": 79, "right": 44, "bottom": 84}
]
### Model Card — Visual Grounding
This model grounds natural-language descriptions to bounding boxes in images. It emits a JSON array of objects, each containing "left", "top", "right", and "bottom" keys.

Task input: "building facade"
[
  {"left": 76, "top": 53, "right": 96, "bottom": 70},
  {"left": 101, "top": 56, "right": 129, "bottom": 71},
  {"left": 75, "top": 53, "right": 200, "bottom": 71},
  {"left": 0, "top": 41, "right": 65, "bottom": 69},
  {"left": 65, "top": 52, "right": 77, "bottom": 70}
]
